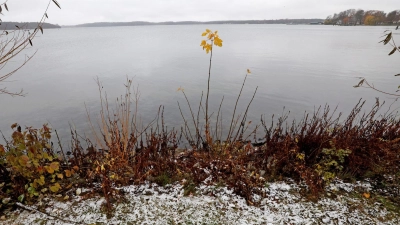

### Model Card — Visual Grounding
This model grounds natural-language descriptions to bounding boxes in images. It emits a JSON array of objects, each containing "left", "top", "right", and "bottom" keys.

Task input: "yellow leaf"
[
  {"left": 204, "top": 44, "right": 212, "bottom": 54},
  {"left": 31, "top": 181, "right": 38, "bottom": 189},
  {"left": 57, "top": 173, "right": 64, "bottom": 179},
  {"left": 45, "top": 166, "right": 54, "bottom": 174},
  {"left": 32, "top": 159, "right": 40, "bottom": 168},
  {"left": 38, "top": 175, "right": 45, "bottom": 185},
  {"left": 296, "top": 153, "right": 305, "bottom": 160},
  {"left": 34, "top": 176, "right": 45, "bottom": 187},
  {"left": 64, "top": 170, "right": 72, "bottom": 178},
  {"left": 201, "top": 32, "right": 208, "bottom": 36},
  {"left": 18, "top": 155, "right": 29, "bottom": 166},
  {"left": 363, "top": 192, "right": 370, "bottom": 199},
  {"left": 50, "top": 183, "right": 61, "bottom": 193},
  {"left": 43, "top": 152, "right": 53, "bottom": 162},
  {"left": 214, "top": 36, "right": 223, "bottom": 47},
  {"left": 205, "top": 29, "right": 211, "bottom": 33},
  {"left": 247, "top": 69, "right": 251, "bottom": 74},
  {"left": 50, "top": 162, "right": 60, "bottom": 172},
  {"left": 200, "top": 40, "right": 206, "bottom": 47}
]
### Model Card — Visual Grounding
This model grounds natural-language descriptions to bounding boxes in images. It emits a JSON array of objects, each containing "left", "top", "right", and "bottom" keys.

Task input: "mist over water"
[{"left": 1, "top": 24, "right": 399, "bottom": 146}]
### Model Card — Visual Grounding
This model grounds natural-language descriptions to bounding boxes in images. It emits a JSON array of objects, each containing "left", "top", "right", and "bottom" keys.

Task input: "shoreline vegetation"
[
  {"left": 1, "top": 28, "right": 400, "bottom": 223},
  {"left": 325, "top": 9, "right": 400, "bottom": 26}
]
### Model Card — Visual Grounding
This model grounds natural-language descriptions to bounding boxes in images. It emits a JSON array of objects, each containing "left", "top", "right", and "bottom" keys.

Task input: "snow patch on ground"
[{"left": 3, "top": 180, "right": 399, "bottom": 225}]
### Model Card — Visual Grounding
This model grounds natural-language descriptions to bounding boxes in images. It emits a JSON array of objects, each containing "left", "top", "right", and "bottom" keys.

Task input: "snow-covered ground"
[{"left": 2, "top": 179, "right": 399, "bottom": 225}]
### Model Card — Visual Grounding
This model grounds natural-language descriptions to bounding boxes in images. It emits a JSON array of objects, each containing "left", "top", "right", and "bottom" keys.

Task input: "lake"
[{"left": 1, "top": 24, "right": 399, "bottom": 145}]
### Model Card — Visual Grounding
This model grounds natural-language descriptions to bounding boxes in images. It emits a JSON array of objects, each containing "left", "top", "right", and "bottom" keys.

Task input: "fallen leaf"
[
  {"left": 76, "top": 188, "right": 82, "bottom": 196},
  {"left": 64, "top": 170, "right": 72, "bottom": 177}
]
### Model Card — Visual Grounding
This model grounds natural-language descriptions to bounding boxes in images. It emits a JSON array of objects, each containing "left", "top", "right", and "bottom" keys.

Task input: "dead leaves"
[
  {"left": 44, "top": 162, "right": 60, "bottom": 174},
  {"left": 52, "top": 0, "right": 61, "bottom": 9}
]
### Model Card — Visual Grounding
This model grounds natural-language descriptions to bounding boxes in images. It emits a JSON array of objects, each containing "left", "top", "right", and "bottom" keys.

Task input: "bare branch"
[{"left": 0, "top": 0, "right": 61, "bottom": 96}]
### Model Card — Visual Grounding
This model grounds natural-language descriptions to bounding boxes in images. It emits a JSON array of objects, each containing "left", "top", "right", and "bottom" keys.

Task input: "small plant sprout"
[{"left": 200, "top": 29, "right": 223, "bottom": 148}]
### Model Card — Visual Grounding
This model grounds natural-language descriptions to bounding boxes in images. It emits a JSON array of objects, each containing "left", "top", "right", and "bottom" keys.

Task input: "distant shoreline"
[
  {"left": 67, "top": 19, "right": 324, "bottom": 28},
  {"left": 0, "top": 22, "right": 61, "bottom": 30}
]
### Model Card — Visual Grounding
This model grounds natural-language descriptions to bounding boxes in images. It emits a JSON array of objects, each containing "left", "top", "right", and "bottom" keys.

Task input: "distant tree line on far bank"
[
  {"left": 74, "top": 19, "right": 324, "bottom": 27},
  {"left": 0, "top": 22, "right": 61, "bottom": 30},
  {"left": 325, "top": 9, "right": 400, "bottom": 26}
]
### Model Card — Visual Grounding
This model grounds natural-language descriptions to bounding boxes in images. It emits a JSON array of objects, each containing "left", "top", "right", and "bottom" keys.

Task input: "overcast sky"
[{"left": 1, "top": 0, "right": 399, "bottom": 25}]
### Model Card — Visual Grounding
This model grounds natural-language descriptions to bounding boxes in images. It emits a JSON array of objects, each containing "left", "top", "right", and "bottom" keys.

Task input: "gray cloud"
[{"left": 1, "top": 0, "right": 399, "bottom": 25}]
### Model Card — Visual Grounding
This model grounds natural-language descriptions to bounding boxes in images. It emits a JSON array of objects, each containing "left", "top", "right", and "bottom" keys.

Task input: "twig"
[{"left": 227, "top": 74, "right": 249, "bottom": 141}]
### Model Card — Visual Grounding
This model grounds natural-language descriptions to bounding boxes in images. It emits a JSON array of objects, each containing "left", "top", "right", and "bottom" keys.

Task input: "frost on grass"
[{"left": 3, "top": 180, "right": 400, "bottom": 225}]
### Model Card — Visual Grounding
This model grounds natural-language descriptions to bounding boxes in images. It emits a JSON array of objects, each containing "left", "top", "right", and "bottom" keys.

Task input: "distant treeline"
[
  {"left": 0, "top": 22, "right": 61, "bottom": 30},
  {"left": 74, "top": 19, "right": 324, "bottom": 27},
  {"left": 325, "top": 9, "right": 400, "bottom": 25}
]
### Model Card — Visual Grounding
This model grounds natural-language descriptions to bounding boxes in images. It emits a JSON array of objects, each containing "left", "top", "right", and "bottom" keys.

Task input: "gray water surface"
[{"left": 1, "top": 24, "right": 399, "bottom": 144}]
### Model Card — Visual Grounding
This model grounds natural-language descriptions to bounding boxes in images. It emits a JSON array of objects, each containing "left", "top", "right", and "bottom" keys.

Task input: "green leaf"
[
  {"left": 27, "top": 186, "right": 36, "bottom": 194},
  {"left": 18, "top": 194, "right": 25, "bottom": 202}
]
